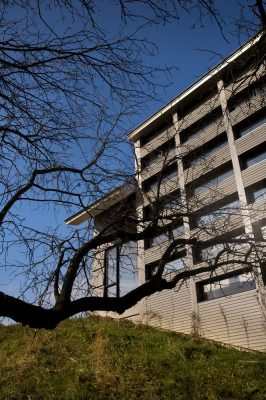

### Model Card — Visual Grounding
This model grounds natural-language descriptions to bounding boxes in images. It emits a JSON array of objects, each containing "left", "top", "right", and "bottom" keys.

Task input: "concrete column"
[
  {"left": 134, "top": 139, "right": 147, "bottom": 321},
  {"left": 172, "top": 112, "right": 199, "bottom": 334},
  {"left": 218, "top": 79, "right": 266, "bottom": 318},
  {"left": 217, "top": 79, "right": 253, "bottom": 235}
]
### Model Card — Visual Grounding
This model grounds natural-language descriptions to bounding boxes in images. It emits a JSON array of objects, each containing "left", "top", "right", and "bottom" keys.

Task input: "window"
[
  {"left": 145, "top": 223, "right": 184, "bottom": 249},
  {"left": 196, "top": 228, "right": 246, "bottom": 263},
  {"left": 240, "top": 144, "right": 266, "bottom": 170},
  {"left": 197, "top": 271, "right": 256, "bottom": 302},
  {"left": 183, "top": 133, "right": 228, "bottom": 170},
  {"left": 234, "top": 111, "right": 266, "bottom": 139},
  {"left": 146, "top": 255, "right": 186, "bottom": 281},
  {"left": 246, "top": 180, "right": 266, "bottom": 204},
  {"left": 141, "top": 139, "right": 175, "bottom": 170},
  {"left": 142, "top": 192, "right": 181, "bottom": 220},
  {"left": 104, "top": 242, "right": 138, "bottom": 297},
  {"left": 194, "top": 198, "right": 240, "bottom": 227},
  {"left": 228, "top": 82, "right": 266, "bottom": 113},
  {"left": 143, "top": 163, "right": 178, "bottom": 193},
  {"left": 159, "top": 192, "right": 181, "bottom": 212},
  {"left": 252, "top": 218, "right": 266, "bottom": 240},
  {"left": 190, "top": 163, "right": 233, "bottom": 196},
  {"left": 140, "top": 120, "right": 171, "bottom": 146},
  {"left": 180, "top": 112, "right": 222, "bottom": 144}
]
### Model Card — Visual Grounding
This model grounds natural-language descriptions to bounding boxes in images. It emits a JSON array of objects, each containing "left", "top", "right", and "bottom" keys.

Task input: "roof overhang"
[
  {"left": 128, "top": 32, "right": 264, "bottom": 143},
  {"left": 65, "top": 181, "right": 136, "bottom": 225}
]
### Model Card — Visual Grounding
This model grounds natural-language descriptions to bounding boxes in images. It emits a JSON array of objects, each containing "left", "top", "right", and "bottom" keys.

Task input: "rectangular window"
[
  {"left": 190, "top": 163, "right": 233, "bottom": 196},
  {"left": 246, "top": 180, "right": 266, "bottom": 204},
  {"left": 141, "top": 139, "right": 175, "bottom": 170},
  {"left": 143, "top": 192, "right": 181, "bottom": 221},
  {"left": 240, "top": 144, "right": 266, "bottom": 170},
  {"left": 183, "top": 133, "right": 228, "bottom": 170},
  {"left": 145, "top": 223, "right": 184, "bottom": 249},
  {"left": 196, "top": 228, "right": 246, "bottom": 263},
  {"left": 140, "top": 120, "right": 171, "bottom": 146},
  {"left": 143, "top": 163, "right": 178, "bottom": 193},
  {"left": 194, "top": 198, "right": 240, "bottom": 227},
  {"left": 197, "top": 271, "right": 256, "bottom": 302},
  {"left": 180, "top": 112, "right": 222, "bottom": 144},
  {"left": 145, "top": 255, "right": 186, "bottom": 281},
  {"left": 235, "top": 111, "right": 266, "bottom": 139},
  {"left": 104, "top": 242, "right": 138, "bottom": 297}
]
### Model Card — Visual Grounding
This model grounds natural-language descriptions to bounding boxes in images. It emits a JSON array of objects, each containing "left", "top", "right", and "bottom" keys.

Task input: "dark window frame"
[
  {"left": 239, "top": 144, "right": 266, "bottom": 170},
  {"left": 104, "top": 242, "right": 138, "bottom": 298},
  {"left": 140, "top": 120, "right": 172, "bottom": 146},
  {"left": 196, "top": 269, "right": 256, "bottom": 302},
  {"left": 234, "top": 109, "right": 266, "bottom": 139},
  {"left": 142, "top": 162, "right": 178, "bottom": 193},
  {"left": 141, "top": 138, "right": 175, "bottom": 171},
  {"left": 183, "top": 132, "right": 228, "bottom": 170},
  {"left": 144, "top": 221, "right": 184, "bottom": 249},
  {"left": 187, "top": 161, "right": 234, "bottom": 197},
  {"left": 246, "top": 179, "right": 266, "bottom": 204},
  {"left": 145, "top": 252, "right": 186, "bottom": 281},
  {"left": 180, "top": 111, "right": 222, "bottom": 144}
]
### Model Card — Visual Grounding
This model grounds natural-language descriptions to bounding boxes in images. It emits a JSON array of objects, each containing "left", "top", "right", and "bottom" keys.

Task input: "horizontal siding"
[
  {"left": 141, "top": 148, "right": 176, "bottom": 182},
  {"left": 140, "top": 126, "right": 175, "bottom": 158},
  {"left": 230, "top": 89, "right": 265, "bottom": 127},
  {"left": 236, "top": 124, "right": 266, "bottom": 156},
  {"left": 181, "top": 117, "right": 224, "bottom": 151},
  {"left": 224, "top": 64, "right": 265, "bottom": 100},
  {"left": 180, "top": 92, "right": 220, "bottom": 131},
  {"left": 189, "top": 212, "right": 244, "bottom": 243},
  {"left": 198, "top": 290, "right": 266, "bottom": 351},
  {"left": 144, "top": 241, "right": 170, "bottom": 265},
  {"left": 250, "top": 198, "right": 266, "bottom": 222},
  {"left": 145, "top": 283, "right": 193, "bottom": 334},
  {"left": 143, "top": 176, "right": 180, "bottom": 206},
  {"left": 188, "top": 175, "right": 238, "bottom": 212},
  {"left": 242, "top": 159, "right": 266, "bottom": 188},
  {"left": 184, "top": 145, "right": 231, "bottom": 184}
]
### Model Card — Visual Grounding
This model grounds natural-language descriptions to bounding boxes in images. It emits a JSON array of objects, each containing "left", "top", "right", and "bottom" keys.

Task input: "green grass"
[{"left": 0, "top": 317, "right": 265, "bottom": 400}]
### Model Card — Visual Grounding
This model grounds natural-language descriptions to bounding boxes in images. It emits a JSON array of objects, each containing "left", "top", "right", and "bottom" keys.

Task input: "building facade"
[{"left": 66, "top": 34, "right": 266, "bottom": 351}]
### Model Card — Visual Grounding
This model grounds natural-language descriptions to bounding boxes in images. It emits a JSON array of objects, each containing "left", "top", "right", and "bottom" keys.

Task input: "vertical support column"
[
  {"left": 217, "top": 79, "right": 253, "bottom": 235},
  {"left": 91, "top": 218, "right": 106, "bottom": 298},
  {"left": 172, "top": 112, "right": 200, "bottom": 334},
  {"left": 134, "top": 139, "right": 147, "bottom": 321},
  {"left": 218, "top": 79, "right": 266, "bottom": 318}
]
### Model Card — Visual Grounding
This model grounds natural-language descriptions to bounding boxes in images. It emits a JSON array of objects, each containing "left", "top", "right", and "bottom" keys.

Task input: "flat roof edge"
[
  {"left": 128, "top": 32, "right": 263, "bottom": 142},
  {"left": 65, "top": 181, "right": 136, "bottom": 225}
]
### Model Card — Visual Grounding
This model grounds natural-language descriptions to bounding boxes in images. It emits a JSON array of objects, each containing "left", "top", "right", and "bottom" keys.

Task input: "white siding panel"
[
  {"left": 180, "top": 93, "right": 220, "bottom": 130},
  {"left": 143, "top": 176, "right": 180, "bottom": 206},
  {"left": 184, "top": 146, "right": 231, "bottom": 184},
  {"left": 225, "top": 64, "right": 265, "bottom": 100},
  {"left": 242, "top": 159, "right": 266, "bottom": 188},
  {"left": 182, "top": 118, "right": 224, "bottom": 151},
  {"left": 236, "top": 125, "right": 266, "bottom": 156},
  {"left": 198, "top": 290, "right": 266, "bottom": 351},
  {"left": 140, "top": 126, "right": 175, "bottom": 158},
  {"left": 141, "top": 148, "right": 176, "bottom": 181},
  {"left": 145, "top": 284, "right": 193, "bottom": 334},
  {"left": 230, "top": 90, "right": 265, "bottom": 126}
]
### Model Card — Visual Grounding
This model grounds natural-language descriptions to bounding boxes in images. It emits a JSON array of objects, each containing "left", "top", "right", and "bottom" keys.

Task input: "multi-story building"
[{"left": 66, "top": 33, "right": 266, "bottom": 351}]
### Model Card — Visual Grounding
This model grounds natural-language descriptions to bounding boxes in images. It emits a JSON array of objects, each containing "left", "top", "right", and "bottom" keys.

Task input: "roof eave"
[{"left": 128, "top": 33, "right": 263, "bottom": 143}]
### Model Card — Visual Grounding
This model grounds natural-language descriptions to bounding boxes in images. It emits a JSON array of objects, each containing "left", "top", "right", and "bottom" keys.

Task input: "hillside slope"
[{"left": 0, "top": 317, "right": 265, "bottom": 400}]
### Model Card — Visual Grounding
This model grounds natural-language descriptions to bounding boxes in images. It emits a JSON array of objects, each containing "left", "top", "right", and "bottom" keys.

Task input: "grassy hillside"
[{"left": 0, "top": 317, "right": 265, "bottom": 400}]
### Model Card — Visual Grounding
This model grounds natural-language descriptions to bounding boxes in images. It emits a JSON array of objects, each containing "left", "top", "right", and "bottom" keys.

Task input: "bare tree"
[{"left": 0, "top": 0, "right": 265, "bottom": 329}]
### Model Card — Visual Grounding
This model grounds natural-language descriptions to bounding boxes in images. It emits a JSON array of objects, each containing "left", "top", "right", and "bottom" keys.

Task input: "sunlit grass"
[{"left": 0, "top": 316, "right": 265, "bottom": 399}]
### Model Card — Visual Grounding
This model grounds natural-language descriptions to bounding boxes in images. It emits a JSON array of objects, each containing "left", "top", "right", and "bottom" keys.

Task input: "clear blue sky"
[{"left": 130, "top": 1, "right": 256, "bottom": 122}]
